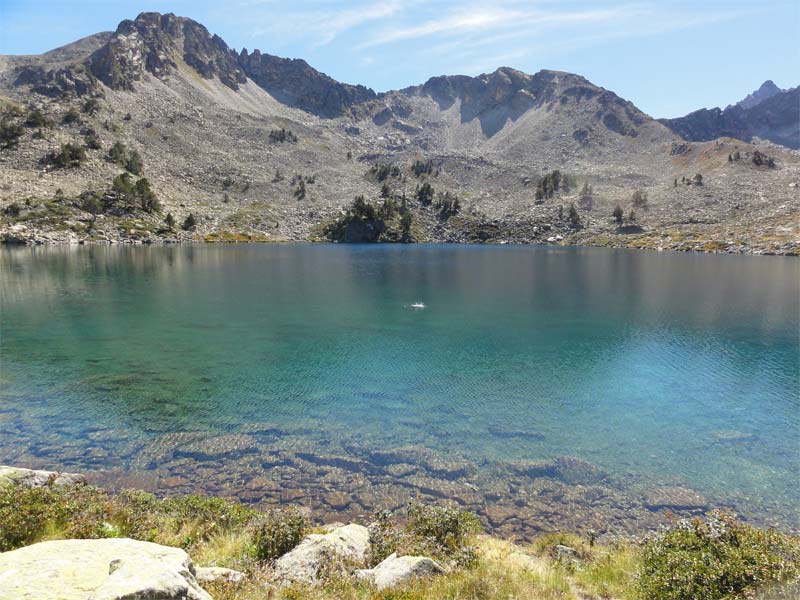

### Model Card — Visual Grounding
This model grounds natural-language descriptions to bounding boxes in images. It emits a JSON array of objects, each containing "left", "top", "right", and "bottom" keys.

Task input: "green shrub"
[
  {"left": 62, "top": 108, "right": 80, "bottom": 124},
  {"left": 639, "top": 511, "right": 800, "bottom": 600},
  {"left": 24, "top": 110, "right": 51, "bottom": 128},
  {"left": 407, "top": 501, "right": 480, "bottom": 557},
  {"left": 183, "top": 213, "right": 197, "bottom": 230},
  {"left": 0, "top": 120, "right": 24, "bottom": 149},
  {"left": 44, "top": 143, "right": 86, "bottom": 168},
  {"left": 249, "top": 506, "right": 308, "bottom": 561}
]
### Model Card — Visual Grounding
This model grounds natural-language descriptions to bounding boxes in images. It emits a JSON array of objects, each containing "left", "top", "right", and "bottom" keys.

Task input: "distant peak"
[{"left": 732, "top": 80, "right": 784, "bottom": 110}]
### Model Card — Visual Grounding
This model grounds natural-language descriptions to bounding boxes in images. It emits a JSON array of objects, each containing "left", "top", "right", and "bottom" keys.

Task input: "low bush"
[
  {"left": 249, "top": 506, "right": 308, "bottom": 561},
  {"left": 639, "top": 511, "right": 800, "bottom": 600}
]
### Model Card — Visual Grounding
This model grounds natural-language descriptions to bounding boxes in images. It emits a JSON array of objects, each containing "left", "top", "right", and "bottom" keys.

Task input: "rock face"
[
  {"left": 87, "top": 12, "right": 245, "bottom": 92},
  {"left": 0, "top": 538, "right": 211, "bottom": 600},
  {"left": 273, "top": 523, "right": 370, "bottom": 584},
  {"left": 0, "top": 465, "right": 86, "bottom": 488},
  {"left": 356, "top": 553, "right": 444, "bottom": 590},
  {"left": 239, "top": 49, "right": 375, "bottom": 118}
]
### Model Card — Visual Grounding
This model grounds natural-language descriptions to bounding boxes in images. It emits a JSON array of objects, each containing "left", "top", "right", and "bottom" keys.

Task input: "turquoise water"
[{"left": 1, "top": 244, "right": 798, "bottom": 529}]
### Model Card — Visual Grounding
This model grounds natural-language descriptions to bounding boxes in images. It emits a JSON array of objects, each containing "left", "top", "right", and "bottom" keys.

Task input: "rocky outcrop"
[
  {"left": 0, "top": 538, "right": 211, "bottom": 600},
  {"left": 0, "top": 465, "right": 86, "bottom": 488},
  {"left": 356, "top": 553, "right": 444, "bottom": 590},
  {"left": 87, "top": 12, "right": 245, "bottom": 91},
  {"left": 238, "top": 49, "right": 375, "bottom": 117},
  {"left": 273, "top": 523, "right": 370, "bottom": 584}
]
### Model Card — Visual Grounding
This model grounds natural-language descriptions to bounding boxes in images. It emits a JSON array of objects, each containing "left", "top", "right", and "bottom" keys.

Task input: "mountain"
[
  {"left": 660, "top": 82, "right": 799, "bottom": 149},
  {"left": 731, "top": 80, "right": 783, "bottom": 110},
  {"left": 0, "top": 12, "right": 797, "bottom": 254}
]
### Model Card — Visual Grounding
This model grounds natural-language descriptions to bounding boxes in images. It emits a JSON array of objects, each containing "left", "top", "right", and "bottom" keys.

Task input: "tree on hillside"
[
  {"left": 612, "top": 204, "right": 624, "bottom": 224},
  {"left": 568, "top": 202, "right": 581, "bottom": 226},
  {"left": 632, "top": 190, "right": 648, "bottom": 209}
]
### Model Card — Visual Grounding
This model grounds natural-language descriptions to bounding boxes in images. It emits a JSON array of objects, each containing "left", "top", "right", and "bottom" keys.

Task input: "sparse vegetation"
[
  {"left": 62, "top": 107, "right": 80, "bottom": 124},
  {"left": 183, "top": 213, "right": 197, "bottom": 230},
  {"left": 0, "top": 120, "right": 24, "bottom": 149},
  {"left": 43, "top": 143, "right": 87, "bottom": 169},
  {"left": 416, "top": 182, "right": 434, "bottom": 205},
  {"left": 568, "top": 202, "right": 581, "bottom": 226},
  {"left": 411, "top": 158, "right": 434, "bottom": 177},
  {"left": 632, "top": 189, "right": 648, "bottom": 209},
  {"left": 108, "top": 141, "right": 144, "bottom": 174},
  {"left": 369, "top": 163, "right": 401, "bottom": 182},
  {"left": 24, "top": 109, "right": 51, "bottom": 128},
  {"left": 82, "top": 98, "right": 101, "bottom": 116},
  {"left": 578, "top": 182, "right": 594, "bottom": 211},
  {"left": 535, "top": 170, "right": 575, "bottom": 201},
  {"left": 268, "top": 128, "right": 298, "bottom": 143},
  {"left": 613, "top": 204, "right": 624, "bottom": 224},
  {"left": 433, "top": 191, "right": 460, "bottom": 219},
  {"left": 752, "top": 150, "right": 776, "bottom": 168}
]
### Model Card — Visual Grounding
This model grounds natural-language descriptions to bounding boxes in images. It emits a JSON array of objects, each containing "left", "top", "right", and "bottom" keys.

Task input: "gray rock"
[
  {"left": 195, "top": 566, "right": 246, "bottom": 583},
  {"left": 356, "top": 553, "right": 444, "bottom": 590},
  {"left": 0, "top": 465, "right": 87, "bottom": 488},
  {"left": 273, "top": 523, "right": 369, "bottom": 584},
  {"left": 0, "top": 538, "right": 211, "bottom": 600}
]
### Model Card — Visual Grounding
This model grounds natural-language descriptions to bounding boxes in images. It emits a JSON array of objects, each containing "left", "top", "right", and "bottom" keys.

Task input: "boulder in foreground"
[
  {"left": 356, "top": 552, "right": 444, "bottom": 590},
  {"left": 0, "top": 538, "right": 211, "bottom": 600},
  {"left": 273, "top": 523, "right": 369, "bottom": 584}
]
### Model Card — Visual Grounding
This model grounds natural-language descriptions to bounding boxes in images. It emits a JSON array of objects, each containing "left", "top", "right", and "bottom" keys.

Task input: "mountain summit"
[{"left": 732, "top": 80, "right": 784, "bottom": 110}]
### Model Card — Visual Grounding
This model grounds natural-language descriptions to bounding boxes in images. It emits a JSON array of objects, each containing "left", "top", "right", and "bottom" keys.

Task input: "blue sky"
[{"left": 0, "top": 0, "right": 797, "bottom": 117}]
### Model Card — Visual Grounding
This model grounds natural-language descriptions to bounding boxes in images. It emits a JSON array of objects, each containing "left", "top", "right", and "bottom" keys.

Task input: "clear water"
[{"left": 1, "top": 244, "right": 798, "bottom": 529}]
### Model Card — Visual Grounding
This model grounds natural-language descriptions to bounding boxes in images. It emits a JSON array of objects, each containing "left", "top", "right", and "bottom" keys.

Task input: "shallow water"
[{"left": 1, "top": 244, "right": 798, "bottom": 533}]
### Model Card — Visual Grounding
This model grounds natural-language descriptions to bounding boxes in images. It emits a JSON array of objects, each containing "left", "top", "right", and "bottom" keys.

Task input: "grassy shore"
[{"left": 1, "top": 482, "right": 798, "bottom": 599}]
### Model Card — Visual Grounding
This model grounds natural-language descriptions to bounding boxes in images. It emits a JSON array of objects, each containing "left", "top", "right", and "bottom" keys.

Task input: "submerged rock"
[
  {"left": 643, "top": 486, "right": 709, "bottom": 511},
  {"left": 506, "top": 456, "right": 606, "bottom": 485},
  {"left": 356, "top": 553, "right": 444, "bottom": 590},
  {"left": 0, "top": 538, "right": 211, "bottom": 600},
  {"left": 0, "top": 465, "right": 86, "bottom": 488},
  {"left": 174, "top": 434, "right": 259, "bottom": 461},
  {"left": 273, "top": 523, "right": 370, "bottom": 584}
]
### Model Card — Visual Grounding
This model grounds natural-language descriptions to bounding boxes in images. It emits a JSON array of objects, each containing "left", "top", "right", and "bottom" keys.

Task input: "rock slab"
[
  {"left": 0, "top": 465, "right": 86, "bottom": 488},
  {"left": 273, "top": 523, "right": 369, "bottom": 584},
  {"left": 0, "top": 538, "right": 211, "bottom": 600},
  {"left": 356, "top": 553, "right": 444, "bottom": 590}
]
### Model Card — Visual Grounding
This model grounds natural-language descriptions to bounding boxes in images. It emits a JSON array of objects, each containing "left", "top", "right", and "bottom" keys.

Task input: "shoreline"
[{"left": 1, "top": 236, "right": 797, "bottom": 257}]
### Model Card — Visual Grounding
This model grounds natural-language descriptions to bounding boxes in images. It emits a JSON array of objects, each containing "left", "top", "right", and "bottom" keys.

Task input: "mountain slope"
[{"left": 0, "top": 12, "right": 797, "bottom": 254}]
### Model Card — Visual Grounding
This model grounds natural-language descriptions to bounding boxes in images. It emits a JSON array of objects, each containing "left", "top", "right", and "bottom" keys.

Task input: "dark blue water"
[{"left": 1, "top": 244, "right": 798, "bottom": 528}]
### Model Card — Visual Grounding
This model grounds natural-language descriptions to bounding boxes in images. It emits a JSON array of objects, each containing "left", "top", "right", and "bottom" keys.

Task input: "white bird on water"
[{"left": 410, "top": 302, "right": 426, "bottom": 309}]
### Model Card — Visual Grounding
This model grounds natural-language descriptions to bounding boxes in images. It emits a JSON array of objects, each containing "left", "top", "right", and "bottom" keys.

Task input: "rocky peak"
[
  {"left": 733, "top": 80, "right": 783, "bottom": 110},
  {"left": 400, "top": 67, "right": 645, "bottom": 137},
  {"left": 87, "top": 12, "right": 245, "bottom": 91}
]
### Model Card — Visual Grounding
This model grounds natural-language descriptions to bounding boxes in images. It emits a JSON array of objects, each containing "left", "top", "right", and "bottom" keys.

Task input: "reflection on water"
[{"left": 1, "top": 244, "right": 798, "bottom": 534}]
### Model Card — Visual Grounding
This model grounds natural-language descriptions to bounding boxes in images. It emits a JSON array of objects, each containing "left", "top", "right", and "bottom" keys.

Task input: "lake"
[{"left": 1, "top": 244, "right": 797, "bottom": 538}]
